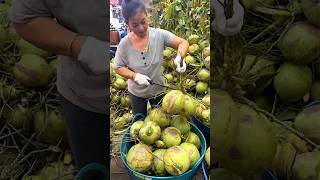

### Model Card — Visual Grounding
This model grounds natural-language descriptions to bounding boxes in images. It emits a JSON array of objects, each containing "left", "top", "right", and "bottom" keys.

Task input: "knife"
[{"left": 148, "top": 80, "right": 178, "bottom": 90}]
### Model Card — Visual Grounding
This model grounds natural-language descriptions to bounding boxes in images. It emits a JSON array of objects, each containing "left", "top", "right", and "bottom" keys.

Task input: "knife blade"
[{"left": 148, "top": 80, "right": 178, "bottom": 90}]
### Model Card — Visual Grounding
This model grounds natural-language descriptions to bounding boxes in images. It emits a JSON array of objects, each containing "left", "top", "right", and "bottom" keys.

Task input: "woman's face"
[{"left": 128, "top": 10, "right": 149, "bottom": 38}]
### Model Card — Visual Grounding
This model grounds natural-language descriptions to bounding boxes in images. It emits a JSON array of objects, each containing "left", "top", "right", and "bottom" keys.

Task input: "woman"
[
  {"left": 114, "top": 0, "right": 189, "bottom": 118},
  {"left": 10, "top": 0, "right": 108, "bottom": 179}
]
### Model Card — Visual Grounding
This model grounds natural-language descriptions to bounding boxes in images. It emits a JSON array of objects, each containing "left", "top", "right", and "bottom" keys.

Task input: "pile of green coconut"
[
  {"left": 124, "top": 90, "right": 210, "bottom": 177},
  {"left": 211, "top": 0, "right": 320, "bottom": 179}
]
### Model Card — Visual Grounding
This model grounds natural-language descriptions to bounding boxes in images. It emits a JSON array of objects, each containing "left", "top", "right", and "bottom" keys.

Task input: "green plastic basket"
[{"left": 120, "top": 113, "right": 207, "bottom": 180}]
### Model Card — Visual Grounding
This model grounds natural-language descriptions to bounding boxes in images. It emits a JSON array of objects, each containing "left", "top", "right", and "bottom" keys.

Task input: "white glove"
[
  {"left": 174, "top": 54, "right": 187, "bottom": 73},
  {"left": 212, "top": 0, "right": 244, "bottom": 36},
  {"left": 134, "top": 73, "right": 151, "bottom": 86}
]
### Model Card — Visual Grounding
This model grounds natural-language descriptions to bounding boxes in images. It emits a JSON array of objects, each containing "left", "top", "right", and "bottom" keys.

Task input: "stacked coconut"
[
  {"left": 126, "top": 90, "right": 209, "bottom": 177},
  {"left": 162, "top": 34, "right": 210, "bottom": 126},
  {"left": 211, "top": 0, "right": 320, "bottom": 179}
]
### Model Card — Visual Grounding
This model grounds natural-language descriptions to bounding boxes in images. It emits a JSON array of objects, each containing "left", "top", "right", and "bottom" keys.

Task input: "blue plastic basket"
[
  {"left": 192, "top": 116, "right": 209, "bottom": 145},
  {"left": 120, "top": 113, "right": 207, "bottom": 180}
]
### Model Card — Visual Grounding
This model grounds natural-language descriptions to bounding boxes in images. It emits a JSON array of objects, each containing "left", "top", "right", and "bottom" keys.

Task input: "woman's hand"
[
  {"left": 212, "top": 0, "right": 244, "bottom": 36},
  {"left": 133, "top": 73, "right": 151, "bottom": 86},
  {"left": 174, "top": 54, "right": 187, "bottom": 73}
]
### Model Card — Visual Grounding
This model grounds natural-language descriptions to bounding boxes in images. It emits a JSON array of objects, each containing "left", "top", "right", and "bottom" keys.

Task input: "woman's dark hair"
[{"left": 121, "top": 0, "right": 147, "bottom": 22}]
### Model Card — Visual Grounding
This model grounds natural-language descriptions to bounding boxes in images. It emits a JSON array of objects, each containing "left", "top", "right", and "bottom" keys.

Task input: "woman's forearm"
[
  {"left": 13, "top": 17, "right": 86, "bottom": 59},
  {"left": 115, "top": 67, "right": 136, "bottom": 80},
  {"left": 177, "top": 40, "right": 189, "bottom": 58}
]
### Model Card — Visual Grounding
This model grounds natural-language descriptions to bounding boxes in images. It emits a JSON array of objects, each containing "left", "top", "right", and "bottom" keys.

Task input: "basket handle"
[
  {"left": 202, "top": 161, "right": 209, "bottom": 180},
  {"left": 131, "top": 113, "right": 145, "bottom": 123}
]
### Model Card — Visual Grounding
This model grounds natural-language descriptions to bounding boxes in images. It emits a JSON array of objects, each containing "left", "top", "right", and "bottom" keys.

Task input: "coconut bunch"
[
  {"left": 150, "top": 0, "right": 210, "bottom": 39},
  {"left": 212, "top": 0, "right": 320, "bottom": 178},
  {"left": 162, "top": 34, "right": 210, "bottom": 126},
  {"left": 126, "top": 107, "right": 203, "bottom": 176}
]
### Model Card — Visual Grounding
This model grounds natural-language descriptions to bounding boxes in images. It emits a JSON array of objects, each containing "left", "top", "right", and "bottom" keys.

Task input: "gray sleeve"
[
  {"left": 158, "top": 28, "right": 175, "bottom": 46},
  {"left": 113, "top": 40, "right": 128, "bottom": 70},
  {"left": 9, "top": 0, "right": 53, "bottom": 24},
  {"left": 77, "top": 36, "right": 109, "bottom": 75}
]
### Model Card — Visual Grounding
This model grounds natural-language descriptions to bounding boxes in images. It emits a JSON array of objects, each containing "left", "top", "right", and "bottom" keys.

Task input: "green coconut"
[
  {"left": 271, "top": 143, "right": 296, "bottom": 179},
  {"left": 152, "top": 149, "right": 167, "bottom": 176},
  {"left": 170, "top": 115, "right": 191, "bottom": 135},
  {"left": 196, "top": 81, "right": 208, "bottom": 94},
  {"left": 195, "top": 103, "right": 206, "bottom": 118},
  {"left": 7, "top": 105, "right": 32, "bottom": 134},
  {"left": 113, "top": 113, "right": 132, "bottom": 130},
  {"left": 188, "top": 34, "right": 201, "bottom": 45},
  {"left": 33, "top": 110, "right": 68, "bottom": 144},
  {"left": 163, "top": 146, "right": 190, "bottom": 176},
  {"left": 111, "top": 95, "right": 121, "bottom": 103},
  {"left": 201, "top": 109, "right": 210, "bottom": 125},
  {"left": 292, "top": 151, "right": 320, "bottom": 180},
  {"left": 180, "top": 142, "right": 200, "bottom": 167},
  {"left": 311, "top": 81, "right": 320, "bottom": 100},
  {"left": 162, "top": 90, "right": 185, "bottom": 115},
  {"left": 145, "top": 108, "right": 170, "bottom": 129},
  {"left": 202, "top": 47, "right": 210, "bottom": 58},
  {"left": 294, "top": 103, "right": 320, "bottom": 144},
  {"left": 210, "top": 168, "right": 243, "bottom": 180},
  {"left": 13, "top": 54, "right": 53, "bottom": 88},
  {"left": 39, "top": 162, "right": 73, "bottom": 180},
  {"left": 182, "top": 95, "right": 196, "bottom": 117},
  {"left": 274, "top": 62, "right": 312, "bottom": 102},
  {"left": 139, "top": 121, "right": 161, "bottom": 145},
  {"left": 185, "top": 55, "right": 196, "bottom": 64},
  {"left": 204, "top": 56, "right": 210, "bottom": 70},
  {"left": 49, "top": 59, "right": 57, "bottom": 76},
  {"left": 222, "top": 104, "right": 277, "bottom": 177},
  {"left": 197, "top": 68, "right": 210, "bottom": 82},
  {"left": 199, "top": 40, "right": 209, "bottom": 50},
  {"left": 120, "top": 95, "right": 131, "bottom": 107},
  {"left": 301, "top": 0, "right": 320, "bottom": 27},
  {"left": 114, "top": 78, "right": 127, "bottom": 90},
  {"left": 17, "top": 39, "right": 51, "bottom": 58},
  {"left": 164, "top": 73, "right": 174, "bottom": 83},
  {"left": 161, "top": 127, "right": 181, "bottom": 148},
  {"left": 185, "top": 132, "right": 201, "bottom": 149},
  {"left": 202, "top": 95, "right": 210, "bottom": 107},
  {"left": 205, "top": 147, "right": 210, "bottom": 166},
  {"left": 211, "top": 89, "right": 239, "bottom": 165},
  {"left": 278, "top": 22, "right": 320, "bottom": 64},
  {"left": 163, "top": 48, "right": 173, "bottom": 59},
  {"left": 126, "top": 144, "right": 154, "bottom": 173},
  {"left": 155, "top": 140, "right": 166, "bottom": 149},
  {"left": 130, "top": 120, "right": 144, "bottom": 139},
  {"left": 188, "top": 44, "right": 200, "bottom": 55}
]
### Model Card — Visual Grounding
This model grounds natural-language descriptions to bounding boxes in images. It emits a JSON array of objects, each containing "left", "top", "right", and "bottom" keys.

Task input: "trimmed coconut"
[
  {"left": 163, "top": 146, "right": 190, "bottom": 176},
  {"left": 126, "top": 144, "right": 153, "bottom": 173}
]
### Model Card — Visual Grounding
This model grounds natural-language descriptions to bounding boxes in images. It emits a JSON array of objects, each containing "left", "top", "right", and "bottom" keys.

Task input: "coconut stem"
[
  {"left": 241, "top": 96, "right": 319, "bottom": 148},
  {"left": 253, "top": 6, "right": 291, "bottom": 17}
]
